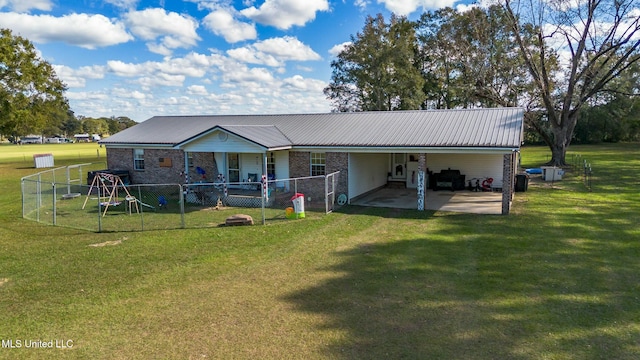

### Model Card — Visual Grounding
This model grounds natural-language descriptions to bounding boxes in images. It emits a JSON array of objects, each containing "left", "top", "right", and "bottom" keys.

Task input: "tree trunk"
[
  {"left": 548, "top": 111, "right": 579, "bottom": 166},
  {"left": 549, "top": 137, "right": 567, "bottom": 166}
]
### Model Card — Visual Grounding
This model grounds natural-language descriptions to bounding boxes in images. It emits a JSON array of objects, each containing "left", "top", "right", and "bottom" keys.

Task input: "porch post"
[
  {"left": 501, "top": 152, "right": 514, "bottom": 215},
  {"left": 183, "top": 151, "right": 189, "bottom": 184},
  {"left": 417, "top": 153, "right": 426, "bottom": 211}
]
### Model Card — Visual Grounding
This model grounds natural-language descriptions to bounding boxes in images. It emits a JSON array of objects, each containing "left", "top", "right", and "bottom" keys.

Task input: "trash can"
[
  {"left": 290, "top": 193, "right": 305, "bottom": 219},
  {"left": 515, "top": 174, "right": 529, "bottom": 192}
]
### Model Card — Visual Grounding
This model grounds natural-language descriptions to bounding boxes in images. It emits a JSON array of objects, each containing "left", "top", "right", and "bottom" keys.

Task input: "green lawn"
[
  {"left": 0, "top": 144, "right": 639, "bottom": 359},
  {"left": 0, "top": 142, "right": 105, "bottom": 164}
]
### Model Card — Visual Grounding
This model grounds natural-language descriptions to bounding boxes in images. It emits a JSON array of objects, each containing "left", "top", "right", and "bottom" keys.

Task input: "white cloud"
[
  {"left": 53, "top": 65, "right": 106, "bottom": 88},
  {"left": 240, "top": 0, "right": 329, "bottom": 30},
  {"left": 223, "top": 66, "right": 275, "bottom": 84},
  {"left": 0, "top": 0, "right": 52, "bottom": 12},
  {"left": 137, "top": 73, "right": 186, "bottom": 87},
  {"left": 203, "top": 7, "right": 257, "bottom": 43},
  {"left": 354, "top": 0, "right": 369, "bottom": 10},
  {"left": 283, "top": 75, "right": 326, "bottom": 92},
  {"left": 456, "top": 3, "right": 478, "bottom": 13},
  {"left": 66, "top": 91, "right": 109, "bottom": 101},
  {"left": 328, "top": 41, "right": 351, "bottom": 56},
  {"left": 377, "top": 0, "right": 457, "bottom": 15},
  {"left": 106, "top": 53, "right": 214, "bottom": 80},
  {"left": 123, "top": 8, "right": 200, "bottom": 54},
  {"left": 187, "top": 85, "right": 209, "bottom": 95},
  {"left": 0, "top": 12, "right": 133, "bottom": 48},
  {"left": 104, "top": 0, "right": 138, "bottom": 10},
  {"left": 254, "top": 36, "right": 321, "bottom": 60},
  {"left": 112, "top": 88, "right": 148, "bottom": 100},
  {"left": 107, "top": 60, "right": 146, "bottom": 77},
  {"left": 226, "top": 47, "right": 281, "bottom": 67},
  {"left": 227, "top": 36, "right": 321, "bottom": 66}
]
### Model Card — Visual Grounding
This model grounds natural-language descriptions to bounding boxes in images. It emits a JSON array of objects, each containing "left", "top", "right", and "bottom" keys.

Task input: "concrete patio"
[{"left": 350, "top": 187, "right": 504, "bottom": 215}]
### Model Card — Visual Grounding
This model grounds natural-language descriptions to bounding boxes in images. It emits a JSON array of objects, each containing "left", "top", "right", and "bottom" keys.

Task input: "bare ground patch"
[{"left": 89, "top": 237, "right": 128, "bottom": 247}]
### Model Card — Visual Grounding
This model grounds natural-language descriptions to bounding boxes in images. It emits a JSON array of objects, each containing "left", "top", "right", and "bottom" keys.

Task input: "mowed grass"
[
  {"left": 0, "top": 142, "right": 105, "bottom": 164},
  {"left": 0, "top": 143, "right": 639, "bottom": 359}
]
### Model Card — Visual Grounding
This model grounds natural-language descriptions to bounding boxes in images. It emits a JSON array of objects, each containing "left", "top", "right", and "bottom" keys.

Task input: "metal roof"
[{"left": 101, "top": 108, "right": 524, "bottom": 150}]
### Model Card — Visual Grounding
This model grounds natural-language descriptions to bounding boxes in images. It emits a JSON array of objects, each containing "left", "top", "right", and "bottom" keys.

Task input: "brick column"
[
  {"left": 502, "top": 153, "right": 514, "bottom": 215},
  {"left": 417, "top": 153, "right": 426, "bottom": 211}
]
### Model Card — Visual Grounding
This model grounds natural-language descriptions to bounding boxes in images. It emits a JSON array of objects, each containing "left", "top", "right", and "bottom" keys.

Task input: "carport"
[{"left": 351, "top": 187, "right": 503, "bottom": 215}]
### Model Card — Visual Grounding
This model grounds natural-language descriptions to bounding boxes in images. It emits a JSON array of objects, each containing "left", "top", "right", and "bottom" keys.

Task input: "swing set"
[{"left": 82, "top": 172, "right": 155, "bottom": 216}]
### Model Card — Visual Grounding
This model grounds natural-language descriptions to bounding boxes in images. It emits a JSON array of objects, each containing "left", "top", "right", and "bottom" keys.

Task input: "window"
[
  {"left": 267, "top": 152, "right": 276, "bottom": 179},
  {"left": 133, "top": 149, "right": 144, "bottom": 170},
  {"left": 187, "top": 152, "right": 194, "bottom": 169},
  {"left": 311, "top": 152, "right": 325, "bottom": 176}
]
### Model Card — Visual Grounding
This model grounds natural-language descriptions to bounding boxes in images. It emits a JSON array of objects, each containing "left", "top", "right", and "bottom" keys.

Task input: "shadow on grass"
[{"left": 283, "top": 204, "right": 640, "bottom": 359}]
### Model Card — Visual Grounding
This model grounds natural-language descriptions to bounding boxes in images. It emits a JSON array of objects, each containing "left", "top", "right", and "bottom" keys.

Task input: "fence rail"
[{"left": 22, "top": 164, "right": 340, "bottom": 232}]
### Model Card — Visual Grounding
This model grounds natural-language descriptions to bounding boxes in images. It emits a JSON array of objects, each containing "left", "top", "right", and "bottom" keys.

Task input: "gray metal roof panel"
[
  {"left": 217, "top": 125, "right": 292, "bottom": 149},
  {"left": 100, "top": 108, "right": 524, "bottom": 149}
]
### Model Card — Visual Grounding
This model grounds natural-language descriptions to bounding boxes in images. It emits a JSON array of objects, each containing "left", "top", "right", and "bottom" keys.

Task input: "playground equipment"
[{"left": 82, "top": 172, "right": 150, "bottom": 216}]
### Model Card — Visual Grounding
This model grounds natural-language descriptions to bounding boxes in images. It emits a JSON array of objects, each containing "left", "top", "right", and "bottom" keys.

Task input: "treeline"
[{"left": 48, "top": 113, "right": 138, "bottom": 139}]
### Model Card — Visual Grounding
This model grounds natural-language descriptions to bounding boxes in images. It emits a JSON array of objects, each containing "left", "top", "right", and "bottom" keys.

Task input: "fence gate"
[{"left": 325, "top": 171, "right": 340, "bottom": 213}]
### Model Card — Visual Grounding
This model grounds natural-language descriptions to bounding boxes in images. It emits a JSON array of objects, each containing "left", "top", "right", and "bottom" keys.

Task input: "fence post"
[
  {"left": 37, "top": 174, "right": 41, "bottom": 222},
  {"left": 138, "top": 186, "right": 144, "bottom": 231},
  {"left": 66, "top": 166, "right": 71, "bottom": 194},
  {"left": 324, "top": 175, "right": 328, "bottom": 213},
  {"left": 52, "top": 183, "right": 57, "bottom": 225},
  {"left": 21, "top": 179, "right": 25, "bottom": 219},
  {"left": 97, "top": 194, "right": 102, "bottom": 232},
  {"left": 180, "top": 185, "right": 185, "bottom": 228}
]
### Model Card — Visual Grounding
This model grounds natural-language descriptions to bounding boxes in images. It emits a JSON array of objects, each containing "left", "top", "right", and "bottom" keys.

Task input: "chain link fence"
[{"left": 22, "top": 165, "right": 340, "bottom": 232}]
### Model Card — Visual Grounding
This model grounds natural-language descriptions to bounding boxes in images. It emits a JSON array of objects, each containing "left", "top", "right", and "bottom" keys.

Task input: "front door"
[
  {"left": 391, "top": 153, "right": 406, "bottom": 180},
  {"left": 228, "top": 153, "right": 240, "bottom": 182}
]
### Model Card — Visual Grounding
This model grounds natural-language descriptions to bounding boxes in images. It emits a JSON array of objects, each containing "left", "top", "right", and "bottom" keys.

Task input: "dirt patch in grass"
[
  {"left": 89, "top": 237, "right": 128, "bottom": 247},
  {"left": 0, "top": 278, "right": 8, "bottom": 287}
]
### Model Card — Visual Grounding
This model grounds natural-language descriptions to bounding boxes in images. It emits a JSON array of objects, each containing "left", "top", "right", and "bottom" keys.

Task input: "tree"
[
  {"left": 324, "top": 14, "right": 425, "bottom": 111},
  {"left": 81, "top": 117, "right": 109, "bottom": 135},
  {"left": 60, "top": 110, "right": 81, "bottom": 137},
  {"left": 107, "top": 116, "right": 137, "bottom": 135},
  {"left": 416, "top": 6, "right": 539, "bottom": 109},
  {"left": 0, "top": 28, "right": 68, "bottom": 137},
  {"left": 502, "top": 0, "right": 640, "bottom": 165}
]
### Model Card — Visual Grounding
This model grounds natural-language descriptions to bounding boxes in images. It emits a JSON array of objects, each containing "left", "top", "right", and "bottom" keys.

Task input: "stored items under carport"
[{"left": 432, "top": 169, "right": 466, "bottom": 191}]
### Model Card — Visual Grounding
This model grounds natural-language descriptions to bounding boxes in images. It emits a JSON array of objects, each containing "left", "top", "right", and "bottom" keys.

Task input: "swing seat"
[{"left": 100, "top": 201, "right": 121, "bottom": 207}]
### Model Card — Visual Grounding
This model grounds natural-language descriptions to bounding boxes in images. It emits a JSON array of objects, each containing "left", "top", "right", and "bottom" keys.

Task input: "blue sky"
[{"left": 0, "top": 0, "right": 467, "bottom": 121}]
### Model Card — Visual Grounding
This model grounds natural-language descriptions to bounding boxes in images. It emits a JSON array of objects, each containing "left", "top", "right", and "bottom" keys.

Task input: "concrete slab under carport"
[{"left": 350, "top": 187, "right": 504, "bottom": 215}]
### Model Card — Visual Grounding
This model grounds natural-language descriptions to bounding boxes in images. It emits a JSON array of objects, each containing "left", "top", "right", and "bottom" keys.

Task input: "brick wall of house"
[
  {"left": 288, "top": 151, "right": 309, "bottom": 178},
  {"left": 106, "top": 148, "right": 133, "bottom": 179},
  {"left": 107, "top": 148, "right": 186, "bottom": 184},
  {"left": 326, "top": 152, "right": 348, "bottom": 197},
  {"left": 189, "top": 152, "right": 219, "bottom": 182},
  {"left": 288, "top": 151, "right": 350, "bottom": 208}
]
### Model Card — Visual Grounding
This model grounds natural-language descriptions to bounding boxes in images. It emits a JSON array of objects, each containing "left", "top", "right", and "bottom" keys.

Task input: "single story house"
[{"left": 100, "top": 108, "right": 524, "bottom": 214}]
